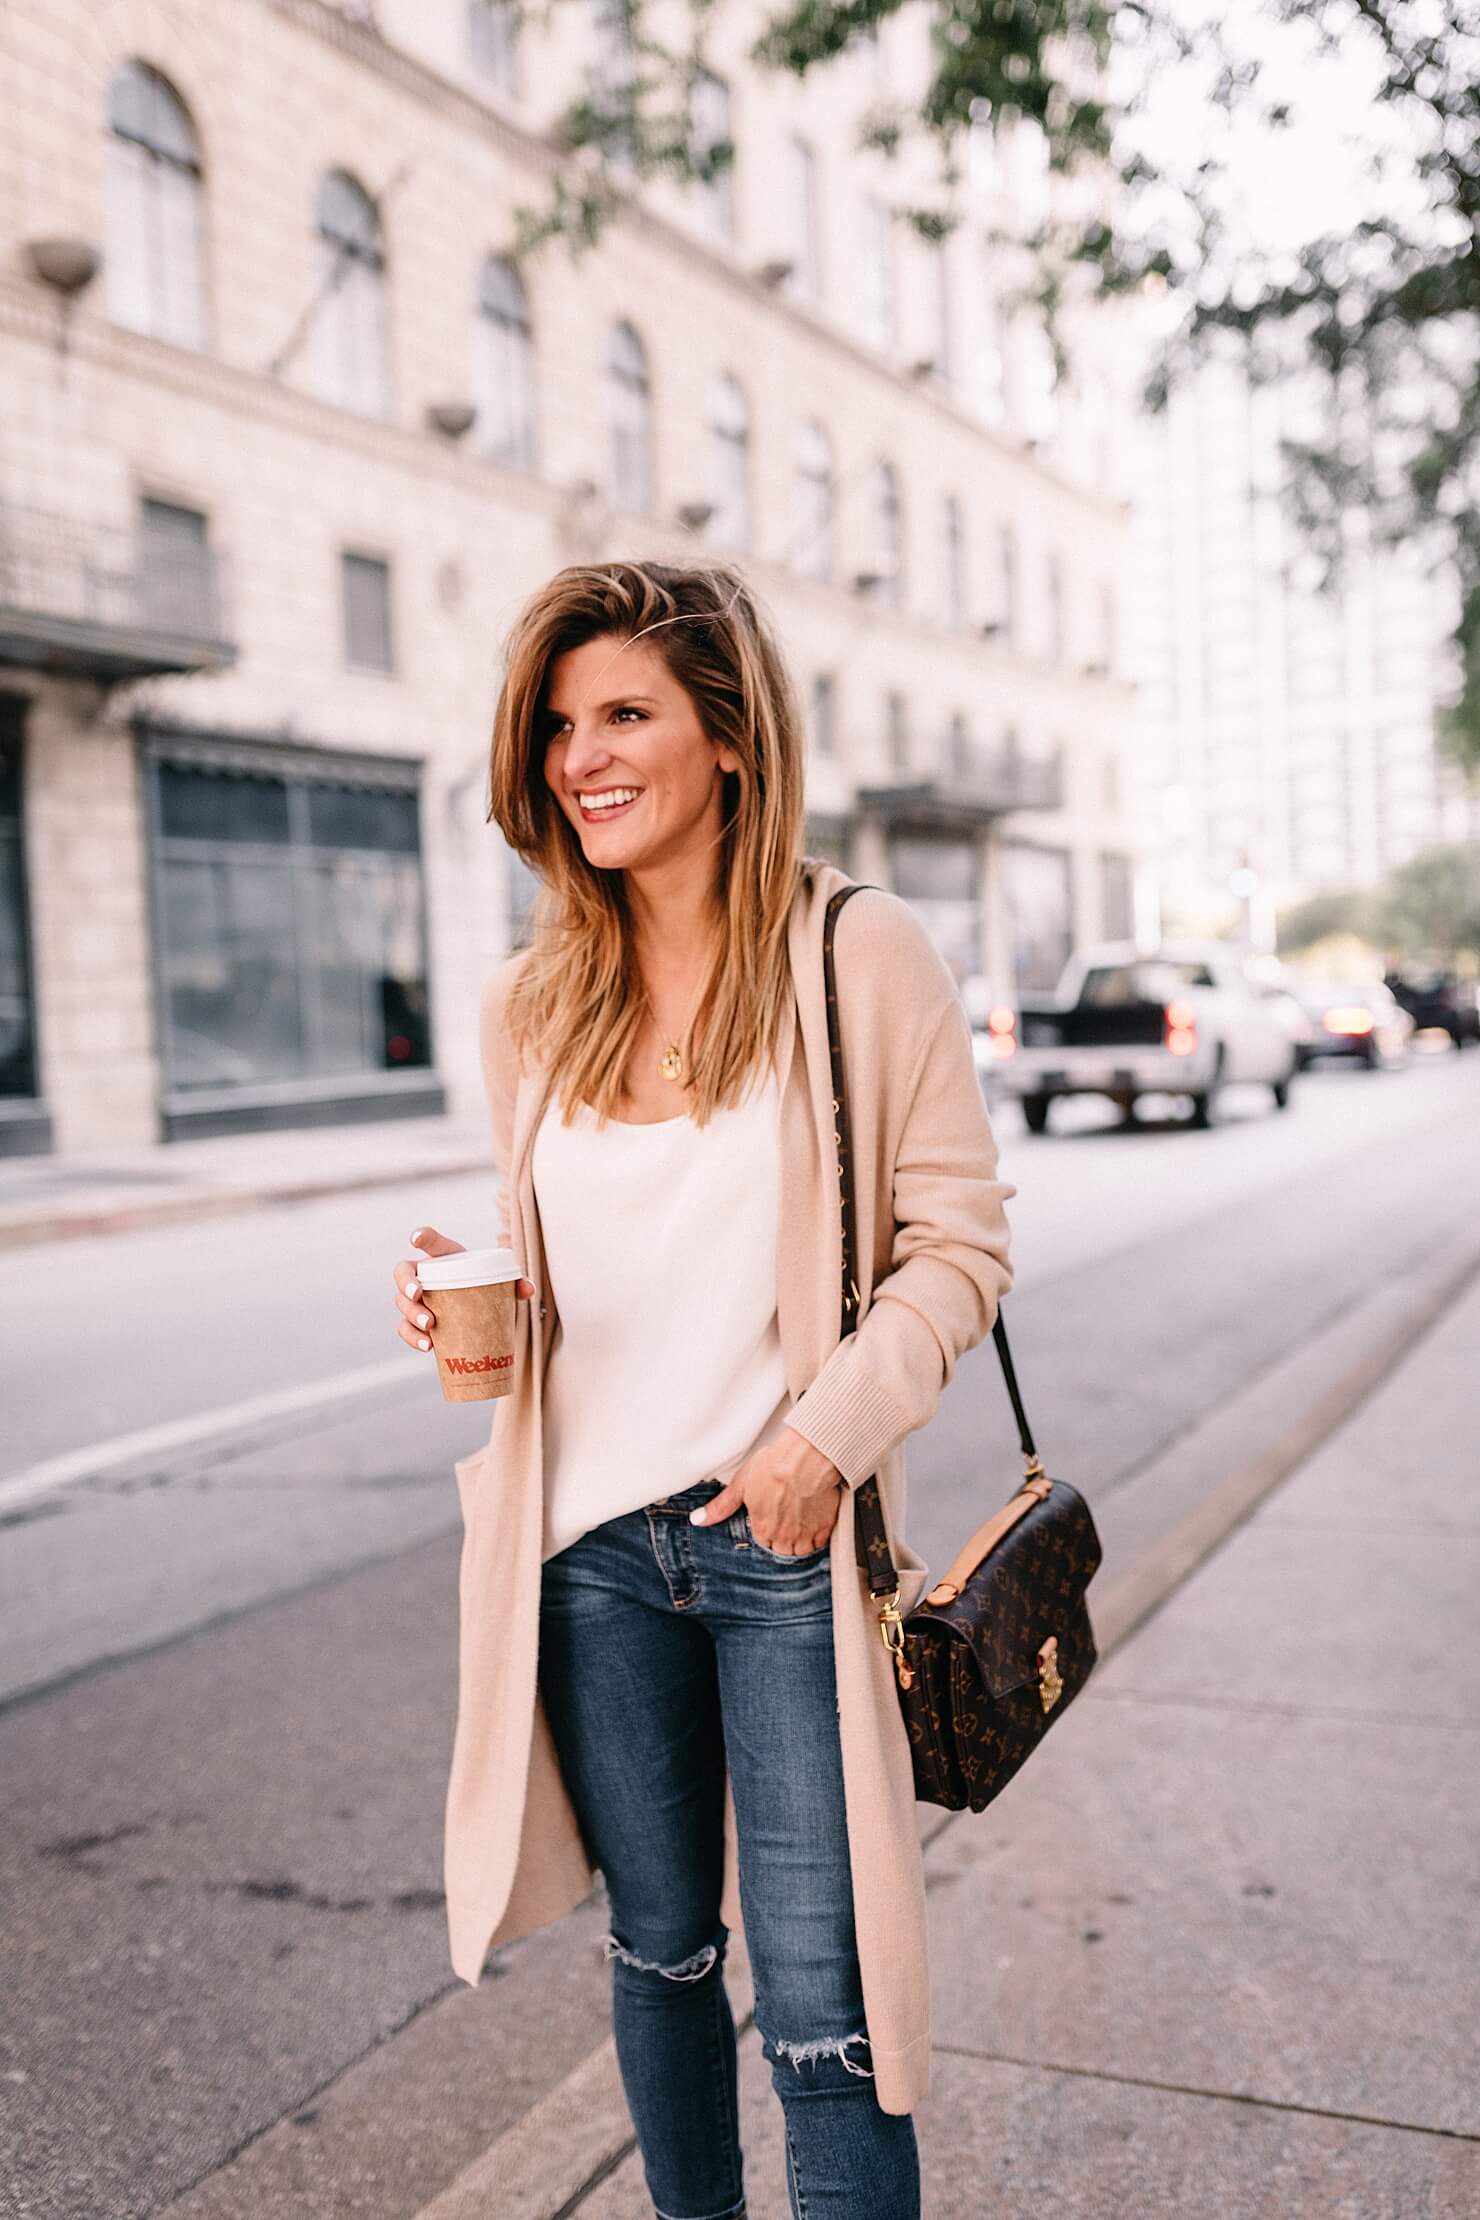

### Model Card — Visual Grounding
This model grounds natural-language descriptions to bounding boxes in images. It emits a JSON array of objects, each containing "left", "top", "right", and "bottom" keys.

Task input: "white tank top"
[{"left": 531, "top": 1062, "right": 793, "bottom": 1561}]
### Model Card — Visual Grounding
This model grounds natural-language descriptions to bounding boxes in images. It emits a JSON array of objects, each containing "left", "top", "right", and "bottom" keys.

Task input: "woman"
[{"left": 392, "top": 560, "right": 1014, "bottom": 2219}]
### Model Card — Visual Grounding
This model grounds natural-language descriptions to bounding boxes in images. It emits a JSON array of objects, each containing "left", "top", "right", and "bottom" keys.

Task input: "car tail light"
[
  {"left": 1323, "top": 1007, "right": 1374, "bottom": 1036},
  {"left": 1164, "top": 999, "right": 1197, "bottom": 1056},
  {"left": 988, "top": 1006, "right": 1017, "bottom": 1059}
]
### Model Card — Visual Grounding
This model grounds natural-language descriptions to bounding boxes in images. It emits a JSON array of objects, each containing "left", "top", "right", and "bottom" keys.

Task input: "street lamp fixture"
[
  {"left": 26, "top": 237, "right": 101, "bottom": 294},
  {"left": 426, "top": 400, "right": 477, "bottom": 439}
]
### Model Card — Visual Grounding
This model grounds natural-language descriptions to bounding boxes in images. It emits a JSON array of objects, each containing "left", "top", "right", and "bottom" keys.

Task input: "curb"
[
  {"left": 0, "top": 1155, "right": 494, "bottom": 1253},
  {"left": 409, "top": 1226, "right": 1480, "bottom": 2220}
]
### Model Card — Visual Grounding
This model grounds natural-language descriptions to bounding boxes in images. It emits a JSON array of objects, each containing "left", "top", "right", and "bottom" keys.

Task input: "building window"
[
  {"left": 705, "top": 373, "right": 750, "bottom": 550},
  {"left": 688, "top": 66, "right": 735, "bottom": 241},
  {"left": 785, "top": 135, "right": 821, "bottom": 302},
  {"left": 609, "top": 319, "right": 652, "bottom": 514},
  {"left": 941, "top": 493, "right": 965, "bottom": 630},
  {"left": 811, "top": 672, "right": 836, "bottom": 757},
  {"left": 0, "top": 700, "right": 39, "bottom": 1104},
  {"left": 145, "top": 746, "right": 432, "bottom": 1108},
  {"left": 315, "top": 170, "right": 389, "bottom": 416},
  {"left": 1005, "top": 842, "right": 1073, "bottom": 993},
  {"left": 861, "top": 196, "right": 896, "bottom": 354},
  {"left": 1098, "top": 580, "right": 1117, "bottom": 676},
  {"left": 930, "top": 238, "right": 953, "bottom": 387},
  {"left": 469, "top": 0, "right": 520, "bottom": 93},
  {"left": 994, "top": 523, "right": 1017, "bottom": 644},
  {"left": 871, "top": 460, "right": 903, "bottom": 609},
  {"left": 1045, "top": 550, "right": 1065, "bottom": 665},
  {"left": 475, "top": 255, "right": 535, "bottom": 470},
  {"left": 342, "top": 551, "right": 394, "bottom": 671},
  {"left": 886, "top": 690, "right": 909, "bottom": 772},
  {"left": 139, "top": 497, "right": 218, "bottom": 639},
  {"left": 591, "top": 0, "right": 638, "bottom": 169},
  {"left": 975, "top": 259, "right": 1006, "bottom": 427},
  {"left": 506, "top": 841, "right": 541, "bottom": 950},
  {"left": 794, "top": 419, "right": 834, "bottom": 581},
  {"left": 1016, "top": 308, "right": 1059, "bottom": 445},
  {"left": 946, "top": 710, "right": 970, "bottom": 777},
  {"left": 106, "top": 60, "right": 206, "bottom": 348},
  {"left": 967, "top": 96, "right": 997, "bottom": 196}
]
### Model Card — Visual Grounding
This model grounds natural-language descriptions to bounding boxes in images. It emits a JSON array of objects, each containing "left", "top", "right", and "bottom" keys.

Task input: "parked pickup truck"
[{"left": 985, "top": 941, "right": 1301, "bottom": 1132}]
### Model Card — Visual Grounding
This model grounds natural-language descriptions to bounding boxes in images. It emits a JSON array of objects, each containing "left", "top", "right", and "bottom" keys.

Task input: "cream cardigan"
[{"left": 443, "top": 857, "right": 1015, "bottom": 2115}]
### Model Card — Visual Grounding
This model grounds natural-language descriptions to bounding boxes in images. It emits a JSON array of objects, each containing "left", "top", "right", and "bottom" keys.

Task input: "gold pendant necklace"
[{"left": 655, "top": 973, "right": 708, "bottom": 1083}]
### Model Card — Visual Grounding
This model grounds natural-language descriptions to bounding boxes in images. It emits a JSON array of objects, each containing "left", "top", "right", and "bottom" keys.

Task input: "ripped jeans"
[{"left": 537, "top": 1475, "right": 921, "bottom": 2220}]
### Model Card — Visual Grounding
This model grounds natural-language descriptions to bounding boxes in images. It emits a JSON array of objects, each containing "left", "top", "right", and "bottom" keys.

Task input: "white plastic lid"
[{"left": 415, "top": 1246, "right": 520, "bottom": 1291}]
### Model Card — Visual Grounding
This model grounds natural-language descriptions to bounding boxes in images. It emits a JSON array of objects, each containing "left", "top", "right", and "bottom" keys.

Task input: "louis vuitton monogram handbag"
[{"left": 824, "top": 883, "right": 1103, "bottom": 1812}]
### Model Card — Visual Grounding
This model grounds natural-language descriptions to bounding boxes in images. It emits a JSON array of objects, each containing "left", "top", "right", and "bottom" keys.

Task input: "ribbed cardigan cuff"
[{"left": 785, "top": 1343, "right": 915, "bottom": 1490}]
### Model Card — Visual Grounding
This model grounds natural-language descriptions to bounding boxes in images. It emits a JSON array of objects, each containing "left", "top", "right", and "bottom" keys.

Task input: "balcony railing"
[
  {"left": 0, "top": 503, "right": 236, "bottom": 680},
  {"left": 857, "top": 742, "right": 1064, "bottom": 829}
]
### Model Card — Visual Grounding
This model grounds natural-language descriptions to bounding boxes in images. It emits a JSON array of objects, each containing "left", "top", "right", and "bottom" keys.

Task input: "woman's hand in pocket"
[
  {"left": 394, "top": 1223, "right": 536, "bottom": 1352},
  {"left": 695, "top": 1428, "right": 845, "bottom": 1554}
]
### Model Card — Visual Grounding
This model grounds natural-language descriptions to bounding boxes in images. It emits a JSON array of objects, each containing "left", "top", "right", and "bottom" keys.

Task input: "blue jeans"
[{"left": 538, "top": 1475, "right": 921, "bottom": 2220}]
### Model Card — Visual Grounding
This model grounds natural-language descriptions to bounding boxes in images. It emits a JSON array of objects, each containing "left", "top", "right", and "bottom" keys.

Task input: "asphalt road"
[{"left": 3, "top": 1046, "right": 1478, "bottom": 2219}]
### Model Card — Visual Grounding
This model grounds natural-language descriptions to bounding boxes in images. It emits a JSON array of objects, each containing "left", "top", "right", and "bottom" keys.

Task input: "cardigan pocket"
[{"left": 453, "top": 1442, "right": 495, "bottom": 1527}]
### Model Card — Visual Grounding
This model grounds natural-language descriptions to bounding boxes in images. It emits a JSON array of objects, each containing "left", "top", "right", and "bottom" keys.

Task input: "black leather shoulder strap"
[{"left": 822, "top": 882, "right": 1036, "bottom": 1592}]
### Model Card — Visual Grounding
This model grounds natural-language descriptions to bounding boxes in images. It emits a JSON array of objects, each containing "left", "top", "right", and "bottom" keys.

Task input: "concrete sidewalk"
[
  {"left": 0, "top": 1112, "right": 493, "bottom": 1249},
  {"left": 462, "top": 1266, "right": 1480, "bottom": 2220}
]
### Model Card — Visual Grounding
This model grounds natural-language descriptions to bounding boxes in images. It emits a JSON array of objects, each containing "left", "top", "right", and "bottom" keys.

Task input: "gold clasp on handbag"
[
  {"left": 877, "top": 1589, "right": 915, "bottom": 1691},
  {"left": 1037, "top": 1634, "right": 1063, "bottom": 1713}
]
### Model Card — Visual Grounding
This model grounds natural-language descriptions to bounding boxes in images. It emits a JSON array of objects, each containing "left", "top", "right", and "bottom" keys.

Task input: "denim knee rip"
[
  {"left": 760, "top": 2024, "right": 875, "bottom": 2078},
  {"left": 603, "top": 1931, "right": 721, "bottom": 1982}
]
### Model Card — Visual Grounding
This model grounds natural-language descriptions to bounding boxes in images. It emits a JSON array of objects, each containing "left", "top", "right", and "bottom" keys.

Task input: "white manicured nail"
[
  {"left": 690, "top": 1509, "right": 706, "bottom": 1524},
  {"left": 418, "top": 1335, "right": 431, "bottom": 1351}
]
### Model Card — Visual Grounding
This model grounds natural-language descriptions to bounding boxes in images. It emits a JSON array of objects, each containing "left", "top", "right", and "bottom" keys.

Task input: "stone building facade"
[{"left": 0, "top": 0, "right": 1138, "bottom": 1156}]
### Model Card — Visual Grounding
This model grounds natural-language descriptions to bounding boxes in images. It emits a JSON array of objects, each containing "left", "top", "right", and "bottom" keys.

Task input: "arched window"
[
  {"left": 475, "top": 256, "right": 535, "bottom": 470},
  {"left": 873, "top": 460, "right": 902, "bottom": 609},
  {"left": 609, "top": 320, "right": 652, "bottom": 514},
  {"left": 793, "top": 419, "right": 834, "bottom": 581},
  {"left": 941, "top": 492, "right": 965, "bottom": 628},
  {"left": 315, "top": 171, "right": 389, "bottom": 416},
  {"left": 106, "top": 61, "right": 206, "bottom": 347},
  {"left": 705, "top": 374, "right": 750, "bottom": 550}
]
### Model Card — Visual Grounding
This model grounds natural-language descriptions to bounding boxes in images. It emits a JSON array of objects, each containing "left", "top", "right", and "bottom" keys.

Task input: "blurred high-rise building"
[
  {"left": 0, "top": 0, "right": 1138, "bottom": 1158},
  {"left": 1132, "top": 336, "right": 1480, "bottom": 940}
]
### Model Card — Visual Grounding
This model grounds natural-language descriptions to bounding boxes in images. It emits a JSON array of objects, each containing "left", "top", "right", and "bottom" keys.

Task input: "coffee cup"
[{"left": 416, "top": 1246, "right": 521, "bottom": 1402}]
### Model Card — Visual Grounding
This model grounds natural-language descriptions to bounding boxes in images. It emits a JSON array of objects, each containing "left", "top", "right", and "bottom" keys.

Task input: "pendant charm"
[{"left": 658, "top": 1043, "right": 683, "bottom": 1081}]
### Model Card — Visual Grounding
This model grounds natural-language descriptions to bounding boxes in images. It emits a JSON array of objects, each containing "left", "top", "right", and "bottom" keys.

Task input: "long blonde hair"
[{"left": 487, "top": 559, "right": 807, "bottom": 1128}]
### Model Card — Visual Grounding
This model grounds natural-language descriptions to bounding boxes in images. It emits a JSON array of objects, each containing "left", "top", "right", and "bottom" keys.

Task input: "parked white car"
[{"left": 988, "top": 941, "right": 1301, "bottom": 1132}]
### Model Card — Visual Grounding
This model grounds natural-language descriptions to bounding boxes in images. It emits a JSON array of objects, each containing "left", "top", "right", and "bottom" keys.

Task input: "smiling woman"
[
  {"left": 398, "top": 559, "right": 1014, "bottom": 2220},
  {"left": 489, "top": 562, "right": 803, "bottom": 1134}
]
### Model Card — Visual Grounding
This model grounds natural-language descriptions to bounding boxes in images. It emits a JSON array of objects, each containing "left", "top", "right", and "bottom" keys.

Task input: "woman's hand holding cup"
[{"left": 395, "top": 1225, "right": 536, "bottom": 1356}]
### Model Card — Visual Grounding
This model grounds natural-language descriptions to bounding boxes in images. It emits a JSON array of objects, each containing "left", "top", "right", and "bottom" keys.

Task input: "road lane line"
[{"left": 0, "top": 1356, "right": 420, "bottom": 1512}]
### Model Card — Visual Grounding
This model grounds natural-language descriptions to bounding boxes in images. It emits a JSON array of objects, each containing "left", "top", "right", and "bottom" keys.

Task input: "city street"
[{"left": 3, "top": 1045, "right": 1478, "bottom": 2218}]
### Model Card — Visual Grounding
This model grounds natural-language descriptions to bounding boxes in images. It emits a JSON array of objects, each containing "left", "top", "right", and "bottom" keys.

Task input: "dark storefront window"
[
  {"left": 147, "top": 746, "right": 432, "bottom": 1110},
  {"left": 1005, "top": 842, "right": 1074, "bottom": 994},
  {"left": 0, "top": 699, "right": 40, "bottom": 1101},
  {"left": 889, "top": 829, "right": 980, "bottom": 986}
]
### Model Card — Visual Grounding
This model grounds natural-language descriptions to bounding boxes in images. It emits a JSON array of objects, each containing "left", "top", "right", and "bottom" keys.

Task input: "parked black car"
[{"left": 1384, "top": 968, "right": 1480, "bottom": 1050}]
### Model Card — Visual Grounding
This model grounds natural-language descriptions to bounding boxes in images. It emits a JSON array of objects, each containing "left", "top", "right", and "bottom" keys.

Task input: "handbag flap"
[{"left": 917, "top": 1480, "right": 1102, "bottom": 1700}]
